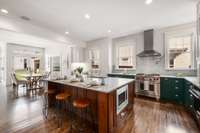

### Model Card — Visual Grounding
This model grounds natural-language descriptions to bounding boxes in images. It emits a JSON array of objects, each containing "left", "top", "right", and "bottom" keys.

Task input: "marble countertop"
[
  {"left": 108, "top": 73, "right": 192, "bottom": 78},
  {"left": 108, "top": 73, "right": 199, "bottom": 88},
  {"left": 49, "top": 77, "right": 134, "bottom": 93},
  {"left": 184, "top": 77, "right": 200, "bottom": 88}
]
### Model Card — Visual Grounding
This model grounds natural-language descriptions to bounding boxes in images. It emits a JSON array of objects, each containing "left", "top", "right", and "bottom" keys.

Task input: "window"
[
  {"left": 165, "top": 31, "right": 194, "bottom": 70},
  {"left": 89, "top": 50, "right": 100, "bottom": 69},
  {"left": 115, "top": 40, "right": 136, "bottom": 69}
]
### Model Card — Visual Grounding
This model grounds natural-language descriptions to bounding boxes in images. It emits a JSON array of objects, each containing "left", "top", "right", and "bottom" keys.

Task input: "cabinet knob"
[
  {"left": 175, "top": 94, "right": 179, "bottom": 97},
  {"left": 121, "top": 112, "right": 126, "bottom": 117},
  {"left": 175, "top": 87, "right": 179, "bottom": 89}
]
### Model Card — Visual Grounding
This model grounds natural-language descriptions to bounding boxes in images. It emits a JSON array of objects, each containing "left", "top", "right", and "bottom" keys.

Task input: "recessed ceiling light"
[
  {"left": 108, "top": 30, "right": 112, "bottom": 33},
  {"left": 65, "top": 31, "right": 69, "bottom": 34},
  {"left": 145, "top": 0, "right": 153, "bottom": 5},
  {"left": 84, "top": 14, "right": 91, "bottom": 19},
  {"left": 1, "top": 9, "right": 8, "bottom": 14}
]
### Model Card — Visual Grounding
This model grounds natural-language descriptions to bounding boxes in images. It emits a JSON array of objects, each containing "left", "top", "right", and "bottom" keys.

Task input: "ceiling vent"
[{"left": 20, "top": 16, "right": 31, "bottom": 21}]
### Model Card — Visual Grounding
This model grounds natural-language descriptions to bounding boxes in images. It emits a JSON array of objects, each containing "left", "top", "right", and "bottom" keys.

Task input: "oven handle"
[{"left": 189, "top": 89, "right": 199, "bottom": 99}]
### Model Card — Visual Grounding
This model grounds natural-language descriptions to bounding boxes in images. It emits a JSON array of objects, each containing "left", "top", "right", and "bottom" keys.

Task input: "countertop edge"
[
  {"left": 48, "top": 78, "right": 135, "bottom": 93},
  {"left": 108, "top": 73, "right": 200, "bottom": 89}
]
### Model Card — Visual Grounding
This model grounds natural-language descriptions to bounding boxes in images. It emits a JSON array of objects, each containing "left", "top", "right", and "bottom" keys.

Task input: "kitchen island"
[{"left": 48, "top": 77, "right": 135, "bottom": 133}]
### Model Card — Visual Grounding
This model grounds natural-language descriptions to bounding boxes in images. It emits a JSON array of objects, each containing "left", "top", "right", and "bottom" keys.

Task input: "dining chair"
[
  {"left": 10, "top": 73, "right": 28, "bottom": 97},
  {"left": 13, "top": 73, "right": 29, "bottom": 90},
  {"left": 40, "top": 72, "right": 51, "bottom": 88}
]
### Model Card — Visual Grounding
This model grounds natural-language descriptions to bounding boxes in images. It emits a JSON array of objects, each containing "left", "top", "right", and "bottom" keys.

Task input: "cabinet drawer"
[
  {"left": 174, "top": 86, "right": 181, "bottom": 90},
  {"left": 174, "top": 79, "right": 183, "bottom": 85},
  {"left": 173, "top": 94, "right": 184, "bottom": 104},
  {"left": 173, "top": 93, "right": 182, "bottom": 98},
  {"left": 174, "top": 86, "right": 184, "bottom": 93}
]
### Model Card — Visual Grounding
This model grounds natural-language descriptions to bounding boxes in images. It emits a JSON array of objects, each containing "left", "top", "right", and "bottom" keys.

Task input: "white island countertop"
[{"left": 48, "top": 77, "right": 135, "bottom": 93}]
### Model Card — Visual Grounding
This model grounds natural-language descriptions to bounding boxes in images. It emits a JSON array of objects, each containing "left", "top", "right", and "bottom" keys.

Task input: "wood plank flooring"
[{"left": 0, "top": 85, "right": 199, "bottom": 133}]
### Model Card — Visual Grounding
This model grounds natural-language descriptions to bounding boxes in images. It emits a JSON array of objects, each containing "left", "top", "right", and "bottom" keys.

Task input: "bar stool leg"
[
  {"left": 89, "top": 106, "right": 97, "bottom": 133},
  {"left": 56, "top": 100, "right": 60, "bottom": 128},
  {"left": 42, "top": 92, "right": 48, "bottom": 119},
  {"left": 69, "top": 104, "right": 75, "bottom": 133}
]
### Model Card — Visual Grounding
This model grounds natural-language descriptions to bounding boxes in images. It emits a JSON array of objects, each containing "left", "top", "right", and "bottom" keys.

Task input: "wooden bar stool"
[
  {"left": 43, "top": 89, "right": 55, "bottom": 119},
  {"left": 55, "top": 92, "right": 71, "bottom": 127},
  {"left": 71, "top": 98, "right": 92, "bottom": 132}
]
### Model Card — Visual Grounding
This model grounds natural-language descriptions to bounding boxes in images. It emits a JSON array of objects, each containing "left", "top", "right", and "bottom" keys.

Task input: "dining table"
[{"left": 21, "top": 73, "right": 45, "bottom": 90}]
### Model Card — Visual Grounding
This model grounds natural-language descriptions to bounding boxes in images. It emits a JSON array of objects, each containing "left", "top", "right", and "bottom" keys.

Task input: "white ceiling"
[{"left": 0, "top": 0, "right": 198, "bottom": 42}]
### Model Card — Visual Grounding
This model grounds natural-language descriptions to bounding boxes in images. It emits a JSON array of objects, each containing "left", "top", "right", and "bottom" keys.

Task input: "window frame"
[
  {"left": 115, "top": 39, "right": 136, "bottom": 70},
  {"left": 165, "top": 29, "right": 195, "bottom": 70},
  {"left": 89, "top": 49, "right": 100, "bottom": 70}
]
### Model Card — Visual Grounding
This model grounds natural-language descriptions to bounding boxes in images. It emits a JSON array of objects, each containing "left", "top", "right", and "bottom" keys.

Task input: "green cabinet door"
[
  {"left": 161, "top": 77, "right": 184, "bottom": 105},
  {"left": 160, "top": 77, "right": 166, "bottom": 100},
  {"left": 171, "top": 78, "right": 184, "bottom": 105},
  {"left": 160, "top": 77, "right": 172, "bottom": 100}
]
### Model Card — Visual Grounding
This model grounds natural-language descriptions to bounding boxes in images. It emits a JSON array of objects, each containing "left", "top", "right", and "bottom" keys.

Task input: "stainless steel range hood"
[{"left": 137, "top": 29, "right": 161, "bottom": 57}]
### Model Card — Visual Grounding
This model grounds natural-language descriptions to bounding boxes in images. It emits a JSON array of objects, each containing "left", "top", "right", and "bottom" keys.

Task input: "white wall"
[
  {"left": 113, "top": 22, "right": 197, "bottom": 75},
  {"left": 85, "top": 38, "right": 112, "bottom": 76},
  {"left": 0, "top": 14, "right": 86, "bottom": 85},
  {"left": 86, "top": 23, "right": 197, "bottom": 76}
]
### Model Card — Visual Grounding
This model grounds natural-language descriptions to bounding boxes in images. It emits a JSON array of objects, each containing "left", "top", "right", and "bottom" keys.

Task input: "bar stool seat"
[
  {"left": 73, "top": 98, "right": 90, "bottom": 108},
  {"left": 70, "top": 98, "right": 92, "bottom": 132},
  {"left": 55, "top": 92, "right": 71, "bottom": 128},
  {"left": 56, "top": 93, "right": 71, "bottom": 100}
]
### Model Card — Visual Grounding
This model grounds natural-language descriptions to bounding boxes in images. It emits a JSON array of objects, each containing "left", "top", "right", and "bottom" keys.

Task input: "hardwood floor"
[{"left": 0, "top": 85, "right": 199, "bottom": 133}]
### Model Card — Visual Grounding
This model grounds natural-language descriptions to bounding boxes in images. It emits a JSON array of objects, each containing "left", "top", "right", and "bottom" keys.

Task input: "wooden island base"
[{"left": 48, "top": 80, "right": 135, "bottom": 133}]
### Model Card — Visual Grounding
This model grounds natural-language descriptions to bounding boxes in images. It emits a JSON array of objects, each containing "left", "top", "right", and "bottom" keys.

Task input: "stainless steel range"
[{"left": 135, "top": 73, "right": 160, "bottom": 100}]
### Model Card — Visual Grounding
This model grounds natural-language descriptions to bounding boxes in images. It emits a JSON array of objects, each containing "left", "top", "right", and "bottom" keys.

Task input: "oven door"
[
  {"left": 197, "top": 61, "right": 200, "bottom": 83},
  {"left": 189, "top": 88, "right": 200, "bottom": 125},
  {"left": 117, "top": 85, "right": 128, "bottom": 114}
]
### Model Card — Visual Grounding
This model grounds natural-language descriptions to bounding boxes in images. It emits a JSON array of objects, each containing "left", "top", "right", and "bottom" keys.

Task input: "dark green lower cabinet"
[
  {"left": 107, "top": 74, "right": 135, "bottom": 79},
  {"left": 184, "top": 81, "right": 195, "bottom": 112},
  {"left": 160, "top": 77, "right": 171, "bottom": 100},
  {"left": 160, "top": 77, "right": 184, "bottom": 105}
]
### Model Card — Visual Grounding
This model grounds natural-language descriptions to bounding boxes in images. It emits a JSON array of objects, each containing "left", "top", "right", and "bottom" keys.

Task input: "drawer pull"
[
  {"left": 175, "top": 94, "right": 179, "bottom": 97},
  {"left": 120, "top": 112, "right": 126, "bottom": 118},
  {"left": 175, "top": 80, "right": 179, "bottom": 83},
  {"left": 175, "top": 87, "right": 179, "bottom": 89}
]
